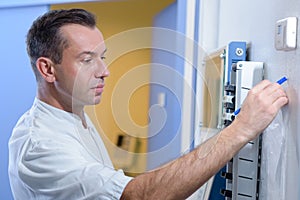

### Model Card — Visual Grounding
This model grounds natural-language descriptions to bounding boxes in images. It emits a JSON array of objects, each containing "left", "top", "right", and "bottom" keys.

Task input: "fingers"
[
  {"left": 251, "top": 80, "right": 288, "bottom": 108},
  {"left": 250, "top": 80, "right": 272, "bottom": 94},
  {"left": 234, "top": 79, "right": 288, "bottom": 141},
  {"left": 273, "top": 95, "right": 289, "bottom": 110},
  {"left": 262, "top": 81, "right": 288, "bottom": 108}
]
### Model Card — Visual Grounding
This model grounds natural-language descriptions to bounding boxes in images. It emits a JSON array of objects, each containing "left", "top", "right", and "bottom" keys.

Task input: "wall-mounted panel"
[{"left": 217, "top": 0, "right": 300, "bottom": 199}]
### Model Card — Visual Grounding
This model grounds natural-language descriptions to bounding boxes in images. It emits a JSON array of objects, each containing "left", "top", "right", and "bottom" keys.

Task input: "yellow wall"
[{"left": 51, "top": 0, "right": 174, "bottom": 175}]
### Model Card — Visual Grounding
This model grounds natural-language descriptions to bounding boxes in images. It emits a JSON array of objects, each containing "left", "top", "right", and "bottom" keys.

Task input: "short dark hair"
[{"left": 26, "top": 9, "right": 96, "bottom": 81}]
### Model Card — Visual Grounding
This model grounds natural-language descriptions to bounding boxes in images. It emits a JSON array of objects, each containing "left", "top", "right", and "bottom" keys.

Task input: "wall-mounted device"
[
  {"left": 199, "top": 41, "right": 264, "bottom": 200},
  {"left": 230, "top": 61, "right": 264, "bottom": 200},
  {"left": 275, "top": 17, "right": 297, "bottom": 51},
  {"left": 220, "top": 42, "right": 264, "bottom": 200}
]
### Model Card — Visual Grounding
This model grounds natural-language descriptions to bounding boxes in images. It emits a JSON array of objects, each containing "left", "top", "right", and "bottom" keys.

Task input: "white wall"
[{"left": 208, "top": 0, "right": 300, "bottom": 199}]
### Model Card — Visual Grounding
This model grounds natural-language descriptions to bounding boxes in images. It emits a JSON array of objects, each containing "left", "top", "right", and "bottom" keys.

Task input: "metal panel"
[{"left": 220, "top": 42, "right": 263, "bottom": 200}]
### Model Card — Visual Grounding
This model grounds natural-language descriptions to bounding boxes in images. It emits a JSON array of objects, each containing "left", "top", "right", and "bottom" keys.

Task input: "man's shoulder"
[
  {"left": 10, "top": 105, "right": 78, "bottom": 148},
  {"left": 10, "top": 109, "right": 33, "bottom": 142}
]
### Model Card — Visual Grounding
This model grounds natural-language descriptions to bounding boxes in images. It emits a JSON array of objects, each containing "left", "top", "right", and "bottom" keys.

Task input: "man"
[{"left": 9, "top": 9, "right": 288, "bottom": 200}]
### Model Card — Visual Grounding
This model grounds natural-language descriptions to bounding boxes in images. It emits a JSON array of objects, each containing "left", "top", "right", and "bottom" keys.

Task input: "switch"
[
  {"left": 221, "top": 172, "right": 233, "bottom": 180},
  {"left": 220, "top": 189, "right": 232, "bottom": 197},
  {"left": 158, "top": 92, "right": 166, "bottom": 107},
  {"left": 275, "top": 17, "right": 297, "bottom": 51}
]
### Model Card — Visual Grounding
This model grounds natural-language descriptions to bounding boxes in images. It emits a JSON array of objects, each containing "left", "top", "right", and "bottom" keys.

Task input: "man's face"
[{"left": 54, "top": 24, "right": 109, "bottom": 107}]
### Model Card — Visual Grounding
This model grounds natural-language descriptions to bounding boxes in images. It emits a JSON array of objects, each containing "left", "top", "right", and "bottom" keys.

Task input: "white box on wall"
[{"left": 275, "top": 17, "right": 298, "bottom": 51}]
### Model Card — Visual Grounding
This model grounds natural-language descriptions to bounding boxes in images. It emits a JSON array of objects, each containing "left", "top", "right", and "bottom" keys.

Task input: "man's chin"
[
  {"left": 93, "top": 98, "right": 101, "bottom": 105},
  {"left": 93, "top": 95, "right": 102, "bottom": 105},
  {"left": 72, "top": 97, "right": 102, "bottom": 107}
]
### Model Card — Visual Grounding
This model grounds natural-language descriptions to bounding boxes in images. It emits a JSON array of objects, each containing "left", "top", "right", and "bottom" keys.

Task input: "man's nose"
[{"left": 95, "top": 61, "right": 109, "bottom": 78}]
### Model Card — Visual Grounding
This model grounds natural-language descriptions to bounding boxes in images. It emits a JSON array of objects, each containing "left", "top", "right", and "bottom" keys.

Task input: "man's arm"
[{"left": 121, "top": 80, "right": 288, "bottom": 200}]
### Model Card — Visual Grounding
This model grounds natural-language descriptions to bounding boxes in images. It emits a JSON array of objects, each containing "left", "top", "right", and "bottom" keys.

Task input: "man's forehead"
[{"left": 60, "top": 24, "right": 106, "bottom": 54}]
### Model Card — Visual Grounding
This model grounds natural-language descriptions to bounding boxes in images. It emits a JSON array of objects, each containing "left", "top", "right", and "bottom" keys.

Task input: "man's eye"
[
  {"left": 83, "top": 58, "right": 92, "bottom": 63},
  {"left": 101, "top": 56, "right": 106, "bottom": 60}
]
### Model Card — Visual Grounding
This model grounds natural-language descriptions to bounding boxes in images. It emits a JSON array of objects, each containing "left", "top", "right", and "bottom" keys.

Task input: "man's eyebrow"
[
  {"left": 76, "top": 48, "right": 107, "bottom": 58},
  {"left": 102, "top": 48, "right": 107, "bottom": 55},
  {"left": 76, "top": 51, "right": 96, "bottom": 58}
]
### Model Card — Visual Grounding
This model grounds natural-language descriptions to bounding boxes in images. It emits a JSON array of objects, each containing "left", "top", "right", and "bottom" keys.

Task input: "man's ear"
[{"left": 36, "top": 57, "right": 56, "bottom": 83}]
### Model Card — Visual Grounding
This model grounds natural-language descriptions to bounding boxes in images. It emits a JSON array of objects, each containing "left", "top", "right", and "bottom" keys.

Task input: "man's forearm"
[
  {"left": 121, "top": 80, "right": 288, "bottom": 199},
  {"left": 121, "top": 121, "right": 248, "bottom": 200}
]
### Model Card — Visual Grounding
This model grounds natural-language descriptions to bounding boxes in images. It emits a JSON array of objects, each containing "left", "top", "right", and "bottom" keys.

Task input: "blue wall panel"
[
  {"left": 147, "top": 0, "right": 187, "bottom": 170},
  {"left": 147, "top": 2, "right": 180, "bottom": 170},
  {"left": 0, "top": 5, "right": 49, "bottom": 199}
]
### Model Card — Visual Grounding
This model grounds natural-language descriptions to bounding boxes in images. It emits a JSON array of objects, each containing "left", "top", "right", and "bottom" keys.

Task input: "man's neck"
[{"left": 37, "top": 89, "right": 87, "bottom": 128}]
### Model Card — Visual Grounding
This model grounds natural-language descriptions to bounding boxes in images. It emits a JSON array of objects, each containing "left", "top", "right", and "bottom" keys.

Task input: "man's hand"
[
  {"left": 121, "top": 79, "right": 289, "bottom": 200},
  {"left": 233, "top": 80, "right": 288, "bottom": 141}
]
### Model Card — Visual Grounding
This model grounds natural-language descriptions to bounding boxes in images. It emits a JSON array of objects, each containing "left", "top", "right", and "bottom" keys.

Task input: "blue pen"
[{"left": 233, "top": 76, "right": 288, "bottom": 116}]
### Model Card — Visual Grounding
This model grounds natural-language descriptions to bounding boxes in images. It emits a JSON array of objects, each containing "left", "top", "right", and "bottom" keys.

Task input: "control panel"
[{"left": 220, "top": 42, "right": 264, "bottom": 200}]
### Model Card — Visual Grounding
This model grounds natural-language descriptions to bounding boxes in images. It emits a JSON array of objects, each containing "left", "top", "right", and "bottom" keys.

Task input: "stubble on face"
[{"left": 55, "top": 24, "right": 108, "bottom": 112}]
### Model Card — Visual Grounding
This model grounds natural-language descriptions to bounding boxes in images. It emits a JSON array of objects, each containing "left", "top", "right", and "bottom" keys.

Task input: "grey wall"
[{"left": 217, "top": 0, "right": 300, "bottom": 199}]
